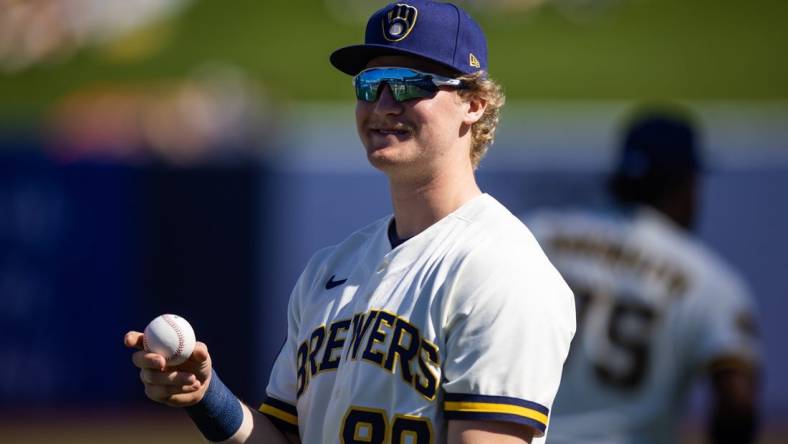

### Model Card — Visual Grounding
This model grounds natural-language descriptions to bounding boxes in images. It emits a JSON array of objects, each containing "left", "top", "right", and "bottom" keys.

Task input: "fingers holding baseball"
[
  {"left": 137, "top": 364, "right": 207, "bottom": 407},
  {"left": 132, "top": 341, "right": 213, "bottom": 406},
  {"left": 125, "top": 331, "right": 163, "bottom": 370},
  {"left": 124, "top": 331, "right": 144, "bottom": 350},
  {"left": 190, "top": 341, "right": 210, "bottom": 364},
  {"left": 128, "top": 316, "right": 210, "bottom": 407},
  {"left": 140, "top": 368, "right": 198, "bottom": 387},
  {"left": 132, "top": 349, "right": 167, "bottom": 371},
  {"left": 182, "top": 341, "right": 211, "bottom": 373},
  {"left": 143, "top": 380, "right": 203, "bottom": 406},
  {"left": 163, "top": 341, "right": 211, "bottom": 376}
]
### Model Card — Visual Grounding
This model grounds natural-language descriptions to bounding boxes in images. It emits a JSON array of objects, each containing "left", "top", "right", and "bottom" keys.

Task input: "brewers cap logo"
[{"left": 382, "top": 3, "right": 418, "bottom": 42}]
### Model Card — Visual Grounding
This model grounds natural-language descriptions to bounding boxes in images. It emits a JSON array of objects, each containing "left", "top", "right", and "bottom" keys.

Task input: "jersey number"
[
  {"left": 572, "top": 287, "right": 658, "bottom": 389},
  {"left": 341, "top": 407, "right": 431, "bottom": 444}
]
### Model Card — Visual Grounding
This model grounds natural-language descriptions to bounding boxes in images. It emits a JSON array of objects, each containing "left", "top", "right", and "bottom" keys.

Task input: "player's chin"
[{"left": 365, "top": 145, "right": 405, "bottom": 170}]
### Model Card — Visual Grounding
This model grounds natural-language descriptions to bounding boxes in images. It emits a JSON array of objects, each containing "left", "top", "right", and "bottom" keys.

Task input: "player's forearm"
[
  {"left": 447, "top": 420, "right": 533, "bottom": 444},
  {"left": 708, "top": 367, "right": 759, "bottom": 444},
  {"left": 709, "top": 402, "right": 757, "bottom": 444},
  {"left": 708, "top": 395, "right": 758, "bottom": 444}
]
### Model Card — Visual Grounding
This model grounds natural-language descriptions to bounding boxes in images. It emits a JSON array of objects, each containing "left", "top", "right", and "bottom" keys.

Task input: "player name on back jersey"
[
  {"left": 260, "top": 194, "right": 575, "bottom": 444},
  {"left": 525, "top": 206, "right": 760, "bottom": 444}
]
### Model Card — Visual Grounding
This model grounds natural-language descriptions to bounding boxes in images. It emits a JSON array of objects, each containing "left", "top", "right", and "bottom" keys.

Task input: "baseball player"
[
  {"left": 125, "top": 1, "right": 575, "bottom": 443},
  {"left": 524, "top": 107, "right": 761, "bottom": 444}
]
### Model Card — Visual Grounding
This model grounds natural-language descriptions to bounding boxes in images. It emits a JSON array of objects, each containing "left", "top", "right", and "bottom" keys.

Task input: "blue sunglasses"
[{"left": 353, "top": 67, "right": 465, "bottom": 103}]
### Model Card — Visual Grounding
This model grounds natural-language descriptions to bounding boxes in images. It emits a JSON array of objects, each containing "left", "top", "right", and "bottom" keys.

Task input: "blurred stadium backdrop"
[{"left": 1, "top": 0, "right": 786, "bottom": 443}]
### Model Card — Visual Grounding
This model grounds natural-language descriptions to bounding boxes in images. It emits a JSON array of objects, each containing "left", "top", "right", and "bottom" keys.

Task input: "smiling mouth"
[{"left": 371, "top": 128, "right": 411, "bottom": 136}]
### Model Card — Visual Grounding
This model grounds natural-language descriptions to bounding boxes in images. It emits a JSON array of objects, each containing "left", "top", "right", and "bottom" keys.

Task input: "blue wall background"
[{"left": 1, "top": 131, "right": 785, "bottom": 424}]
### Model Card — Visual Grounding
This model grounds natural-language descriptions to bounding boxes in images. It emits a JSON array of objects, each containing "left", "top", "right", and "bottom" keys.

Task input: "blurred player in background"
[
  {"left": 525, "top": 106, "right": 761, "bottom": 444},
  {"left": 125, "top": 1, "right": 574, "bottom": 443}
]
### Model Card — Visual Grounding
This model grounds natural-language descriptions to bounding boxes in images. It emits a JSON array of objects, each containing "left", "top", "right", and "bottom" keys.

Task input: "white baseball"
[{"left": 143, "top": 314, "right": 196, "bottom": 367}]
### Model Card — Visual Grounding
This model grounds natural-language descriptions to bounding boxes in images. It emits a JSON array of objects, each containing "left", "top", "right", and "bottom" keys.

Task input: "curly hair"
[{"left": 457, "top": 72, "right": 506, "bottom": 169}]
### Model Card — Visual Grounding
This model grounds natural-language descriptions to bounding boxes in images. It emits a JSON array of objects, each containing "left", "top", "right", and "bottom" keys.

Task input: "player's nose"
[{"left": 373, "top": 84, "right": 403, "bottom": 115}]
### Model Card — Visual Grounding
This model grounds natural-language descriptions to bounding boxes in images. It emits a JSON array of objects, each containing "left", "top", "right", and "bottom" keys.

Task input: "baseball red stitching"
[{"left": 162, "top": 314, "right": 185, "bottom": 362}]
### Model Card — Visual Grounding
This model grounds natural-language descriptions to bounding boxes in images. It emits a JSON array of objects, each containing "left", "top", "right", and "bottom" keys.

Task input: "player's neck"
[{"left": 387, "top": 165, "right": 481, "bottom": 239}]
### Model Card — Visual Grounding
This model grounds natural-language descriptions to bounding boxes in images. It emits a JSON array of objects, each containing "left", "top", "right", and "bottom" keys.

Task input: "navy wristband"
[{"left": 185, "top": 371, "right": 244, "bottom": 442}]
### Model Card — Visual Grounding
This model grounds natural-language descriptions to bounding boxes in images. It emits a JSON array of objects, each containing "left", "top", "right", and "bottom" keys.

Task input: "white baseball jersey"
[
  {"left": 525, "top": 205, "right": 761, "bottom": 444},
  {"left": 260, "top": 193, "right": 575, "bottom": 443}
]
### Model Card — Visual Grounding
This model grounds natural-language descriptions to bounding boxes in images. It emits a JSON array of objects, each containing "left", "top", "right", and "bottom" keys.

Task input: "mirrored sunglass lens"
[
  {"left": 389, "top": 81, "right": 436, "bottom": 101},
  {"left": 354, "top": 68, "right": 439, "bottom": 102},
  {"left": 355, "top": 78, "right": 380, "bottom": 101}
]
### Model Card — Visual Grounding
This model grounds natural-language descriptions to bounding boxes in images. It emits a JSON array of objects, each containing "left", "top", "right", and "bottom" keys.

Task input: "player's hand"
[{"left": 124, "top": 330, "right": 213, "bottom": 407}]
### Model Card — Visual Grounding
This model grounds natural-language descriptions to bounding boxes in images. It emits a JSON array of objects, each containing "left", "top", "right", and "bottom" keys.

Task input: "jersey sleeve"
[
  {"left": 440, "top": 235, "right": 576, "bottom": 437},
  {"left": 686, "top": 270, "right": 761, "bottom": 373},
  {"left": 258, "top": 247, "right": 333, "bottom": 435}
]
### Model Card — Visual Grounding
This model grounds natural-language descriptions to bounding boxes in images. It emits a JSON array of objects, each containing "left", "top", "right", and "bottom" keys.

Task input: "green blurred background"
[{"left": 2, "top": 0, "right": 786, "bottom": 127}]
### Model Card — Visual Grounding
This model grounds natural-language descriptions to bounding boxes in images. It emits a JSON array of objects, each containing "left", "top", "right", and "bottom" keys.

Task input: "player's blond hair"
[{"left": 457, "top": 72, "right": 506, "bottom": 169}]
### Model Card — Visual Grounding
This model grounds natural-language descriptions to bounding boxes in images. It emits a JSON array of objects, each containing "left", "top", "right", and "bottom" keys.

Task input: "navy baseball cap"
[
  {"left": 330, "top": 1, "right": 488, "bottom": 76},
  {"left": 614, "top": 110, "right": 703, "bottom": 180}
]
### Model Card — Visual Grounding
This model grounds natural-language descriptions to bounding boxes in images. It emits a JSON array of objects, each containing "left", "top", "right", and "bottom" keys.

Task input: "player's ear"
[{"left": 462, "top": 92, "right": 487, "bottom": 126}]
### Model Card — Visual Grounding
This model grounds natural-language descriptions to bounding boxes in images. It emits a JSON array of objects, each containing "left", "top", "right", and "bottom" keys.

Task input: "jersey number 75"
[{"left": 570, "top": 286, "right": 659, "bottom": 390}]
